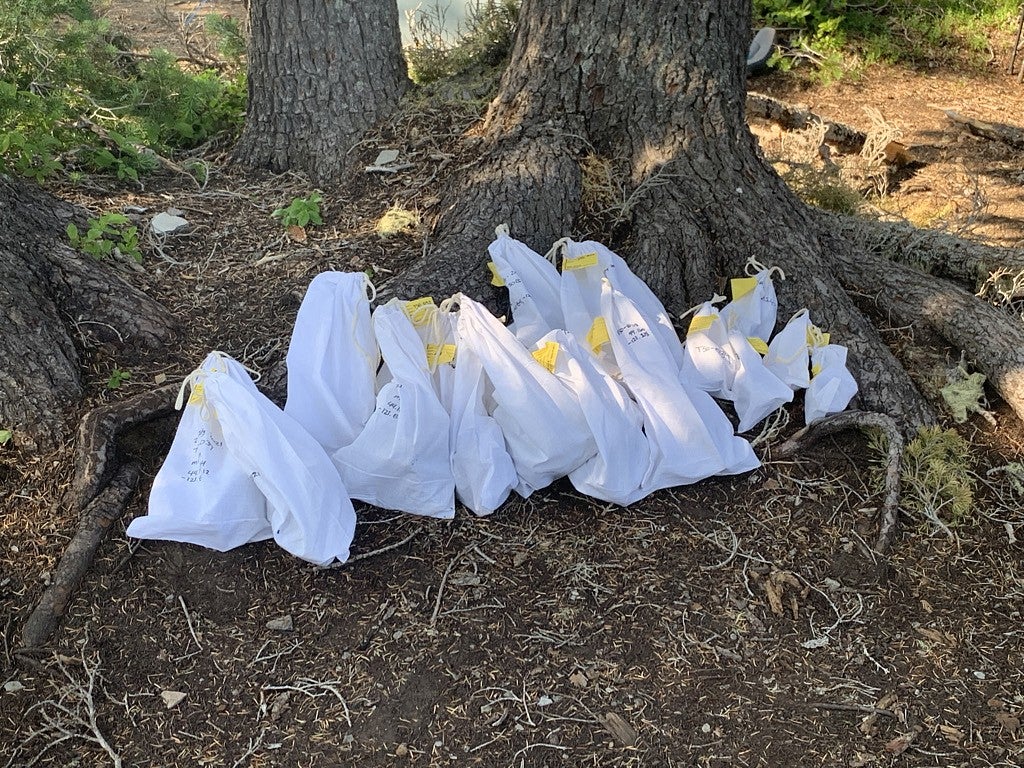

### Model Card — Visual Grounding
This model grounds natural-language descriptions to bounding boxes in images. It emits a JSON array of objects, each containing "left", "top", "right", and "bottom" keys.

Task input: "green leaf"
[{"left": 0, "top": 429, "right": 12, "bottom": 445}]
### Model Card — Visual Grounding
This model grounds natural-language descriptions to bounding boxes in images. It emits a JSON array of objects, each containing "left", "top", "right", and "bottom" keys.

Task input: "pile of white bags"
[{"left": 129, "top": 233, "right": 858, "bottom": 564}]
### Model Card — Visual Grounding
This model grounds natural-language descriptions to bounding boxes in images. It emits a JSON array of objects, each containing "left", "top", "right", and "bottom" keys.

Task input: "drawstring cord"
[{"left": 744, "top": 255, "right": 786, "bottom": 281}]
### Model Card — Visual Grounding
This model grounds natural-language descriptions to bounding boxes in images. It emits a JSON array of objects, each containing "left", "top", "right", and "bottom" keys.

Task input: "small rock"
[
  {"left": 266, "top": 615, "right": 294, "bottom": 631},
  {"left": 4, "top": 681, "right": 25, "bottom": 693},
  {"left": 373, "top": 149, "right": 400, "bottom": 166},
  {"left": 150, "top": 212, "right": 190, "bottom": 236},
  {"left": 161, "top": 690, "right": 186, "bottom": 709},
  {"left": 512, "top": 551, "right": 528, "bottom": 567},
  {"left": 395, "top": 743, "right": 409, "bottom": 757},
  {"left": 536, "top": 695, "right": 554, "bottom": 707}
]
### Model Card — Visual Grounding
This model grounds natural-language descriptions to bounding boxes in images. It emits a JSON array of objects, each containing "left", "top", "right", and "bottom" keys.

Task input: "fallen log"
[{"left": 942, "top": 109, "right": 1024, "bottom": 150}]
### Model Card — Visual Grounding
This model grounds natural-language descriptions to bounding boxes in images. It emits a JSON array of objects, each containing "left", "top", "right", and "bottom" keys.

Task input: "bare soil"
[{"left": 2, "top": 6, "right": 1024, "bottom": 768}]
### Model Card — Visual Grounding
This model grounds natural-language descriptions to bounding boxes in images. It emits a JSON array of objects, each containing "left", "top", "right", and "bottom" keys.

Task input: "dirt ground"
[{"left": 2, "top": 4, "right": 1024, "bottom": 767}]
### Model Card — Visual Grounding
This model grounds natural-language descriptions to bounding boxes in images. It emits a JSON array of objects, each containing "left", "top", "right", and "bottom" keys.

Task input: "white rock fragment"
[
  {"left": 4, "top": 681, "right": 25, "bottom": 693},
  {"left": 161, "top": 690, "right": 187, "bottom": 709},
  {"left": 266, "top": 615, "right": 294, "bottom": 631},
  {"left": 150, "top": 212, "right": 190, "bottom": 236}
]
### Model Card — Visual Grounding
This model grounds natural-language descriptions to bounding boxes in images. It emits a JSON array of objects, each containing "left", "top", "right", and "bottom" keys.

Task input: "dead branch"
[
  {"left": 942, "top": 109, "right": 1024, "bottom": 150},
  {"left": 775, "top": 411, "right": 903, "bottom": 555},
  {"left": 21, "top": 462, "right": 141, "bottom": 649},
  {"left": 747, "top": 92, "right": 867, "bottom": 154}
]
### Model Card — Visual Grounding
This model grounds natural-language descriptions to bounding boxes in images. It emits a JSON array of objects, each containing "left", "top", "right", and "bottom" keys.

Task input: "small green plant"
[
  {"left": 106, "top": 367, "right": 131, "bottom": 390},
  {"left": 0, "top": 429, "right": 12, "bottom": 445},
  {"left": 901, "top": 427, "right": 976, "bottom": 534},
  {"left": 272, "top": 193, "right": 323, "bottom": 229},
  {"left": 67, "top": 212, "right": 142, "bottom": 263}
]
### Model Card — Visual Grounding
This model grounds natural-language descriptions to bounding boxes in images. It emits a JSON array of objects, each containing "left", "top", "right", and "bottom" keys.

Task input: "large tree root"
[
  {"left": 822, "top": 211, "right": 1024, "bottom": 290},
  {"left": 831, "top": 244, "right": 1024, "bottom": 425},
  {"left": 20, "top": 462, "right": 141, "bottom": 649},
  {"left": 774, "top": 411, "right": 904, "bottom": 555},
  {"left": 68, "top": 383, "right": 179, "bottom": 511}
]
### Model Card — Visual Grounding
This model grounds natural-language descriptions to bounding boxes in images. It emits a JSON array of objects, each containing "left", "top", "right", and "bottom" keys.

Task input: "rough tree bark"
[
  {"left": 0, "top": 177, "right": 177, "bottom": 451},
  {"left": 390, "top": 0, "right": 1024, "bottom": 433},
  {"left": 234, "top": 0, "right": 410, "bottom": 183}
]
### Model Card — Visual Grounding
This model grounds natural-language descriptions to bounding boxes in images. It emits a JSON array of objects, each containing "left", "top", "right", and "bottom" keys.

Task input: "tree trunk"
[
  {"left": 0, "top": 178, "right": 176, "bottom": 451},
  {"left": 234, "top": 0, "right": 410, "bottom": 184},
  {"left": 390, "top": 0, "right": 947, "bottom": 431}
]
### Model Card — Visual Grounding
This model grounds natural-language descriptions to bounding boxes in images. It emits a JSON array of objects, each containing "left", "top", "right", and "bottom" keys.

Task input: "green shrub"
[
  {"left": 0, "top": 0, "right": 245, "bottom": 182},
  {"left": 405, "top": 0, "right": 519, "bottom": 84},
  {"left": 272, "top": 193, "right": 323, "bottom": 229}
]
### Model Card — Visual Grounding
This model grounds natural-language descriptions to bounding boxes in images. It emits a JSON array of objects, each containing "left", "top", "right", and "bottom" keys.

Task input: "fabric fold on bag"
[
  {"left": 487, "top": 224, "right": 564, "bottom": 348},
  {"left": 333, "top": 298, "right": 456, "bottom": 519},
  {"left": 454, "top": 293, "right": 596, "bottom": 497},
  {"left": 284, "top": 271, "right": 378, "bottom": 453}
]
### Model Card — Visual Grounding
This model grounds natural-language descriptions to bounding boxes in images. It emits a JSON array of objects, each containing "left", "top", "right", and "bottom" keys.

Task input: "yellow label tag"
[
  {"left": 587, "top": 316, "right": 610, "bottom": 353},
  {"left": 811, "top": 363, "right": 823, "bottom": 377},
  {"left": 403, "top": 296, "right": 436, "bottom": 326},
  {"left": 426, "top": 343, "right": 456, "bottom": 366},
  {"left": 731, "top": 277, "right": 758, "bottom": 300},
  {"left": 687, "top": 314, "right": 716, "bottom": 335},
  {"left": 187, "top": 381, "right": 205, "bottom": 406},
  {"left": 562, "top": 251, "right": 599, "bottom": 271},
  {"left": 747, "top": 336, "right": 769, "bottom": 355},
  {"left": 487, "top": 261, "right": 505, "bottom": 287},
  {"left": 806, "top": 326, "right": 831, "bottom": 347},
  {"left": 532, "top": 341, "right": 560, "bottom": 372}
]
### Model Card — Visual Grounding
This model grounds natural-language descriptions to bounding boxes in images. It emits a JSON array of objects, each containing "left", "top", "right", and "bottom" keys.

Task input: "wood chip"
[{"left": 599, "top": 712, "right": 637, "bottom": 747}]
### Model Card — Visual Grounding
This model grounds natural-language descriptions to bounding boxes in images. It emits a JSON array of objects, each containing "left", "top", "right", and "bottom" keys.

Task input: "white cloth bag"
[
  {"left": 534, "top": 330, "right": 650, "bottom": 506},
  {"left": 133, "top": 352, "right": 358, "bottom": 565},
  {"left": 284, "top": 272, "right": 378, "bottom": 453},
  {"left": 558, "top": 238, "right": 684, "bottom": 374},
  {"left": 333, "top": 299, "right": 456, "bottom": 518},
  {"left": 128, "top": 353, "right": 271, "bottom": 552},
  {"left": 448, "top": 338, "right": 518, "bottom": 516},
  {"left": 454, "top": 294, "right": 596, "bottom": 496},
  {"left": 679, "top": 298, "right": 736, "bottom": 397},
  {"left": 601, "top": 280, "right": 759, "bottom": 489},
  {"left": 719, "top": 257, "right": 783, "bottom": 345},
  {"left": 764, "top": 309, "right": 812, "bottom": 390},
  {"left": 726, "top": 330, "right": 794, "bottom": 433},
  {"left": 487, "top": 225, "right": 564, "bottom": 348},
  {"left": 805, "top": 343, "right": 859, "bottom": 424}
]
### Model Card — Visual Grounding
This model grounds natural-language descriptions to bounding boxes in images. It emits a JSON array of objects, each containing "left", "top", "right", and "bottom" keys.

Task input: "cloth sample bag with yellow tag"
[
  {"left": 284, "top": 272, "right": 378, "bottom": 453},
  {"left": 333, "top": 299, "right": 456, "bottom": 519},
  {"left": 805, "top": 343, "right": 859, "bottom": 425},
  {"left": 136, "top": 351, "right": 358, "bottom": 565},
  {"left": 454, "top": 294, "right": 596, "bottom": 496},
  {"left": 725, "top": 330, "right": 794, "bottom": 433},
  {"left": 128, "top": 352, "right": 272, "bottom": 552},
  {"left": 719, "top": 257, "right": 783, "bottom": 346},
  {"left": 601, "top": 281, "right": 759, "bottom": 489},
  {"left": 447, "top": 338, "right": 518, "bottom": 516},
  {"left": 533, "top": 329, "right": 650, "bottom": 506},
  {"left": 558, "top": 238, "right": 684, "bottom": 373},
  {"left": 679, "top": 299, "right": 736, "bottom": 397},
  {"left": 487, "top": 224, "right": 564, "bottom": 348},
  {"left": 763, "top": 309, "right": 813, "bottom": 391}
]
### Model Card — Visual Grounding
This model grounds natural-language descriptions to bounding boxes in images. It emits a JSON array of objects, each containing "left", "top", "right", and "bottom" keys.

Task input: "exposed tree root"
[
  {"left": 775, "top": 411, "right": 904, "bottom": 555},
  {"left": 382, "top": 133, "right": 581, "bottom": 303},
  {"left": 20, "top": 462, "right": 141, "bottom": 649},
  {"left": 68, "top": 384, "right": 179, "bottom": 511},
  {"left": 832, "top": 246, "right": 1024, "bottom": 426},
  {"left": 822, "top": 211, "right": 1024, "bottom": 290},
  {"left": 747, "top": 92, "right": 867, "bottom": 153}
]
